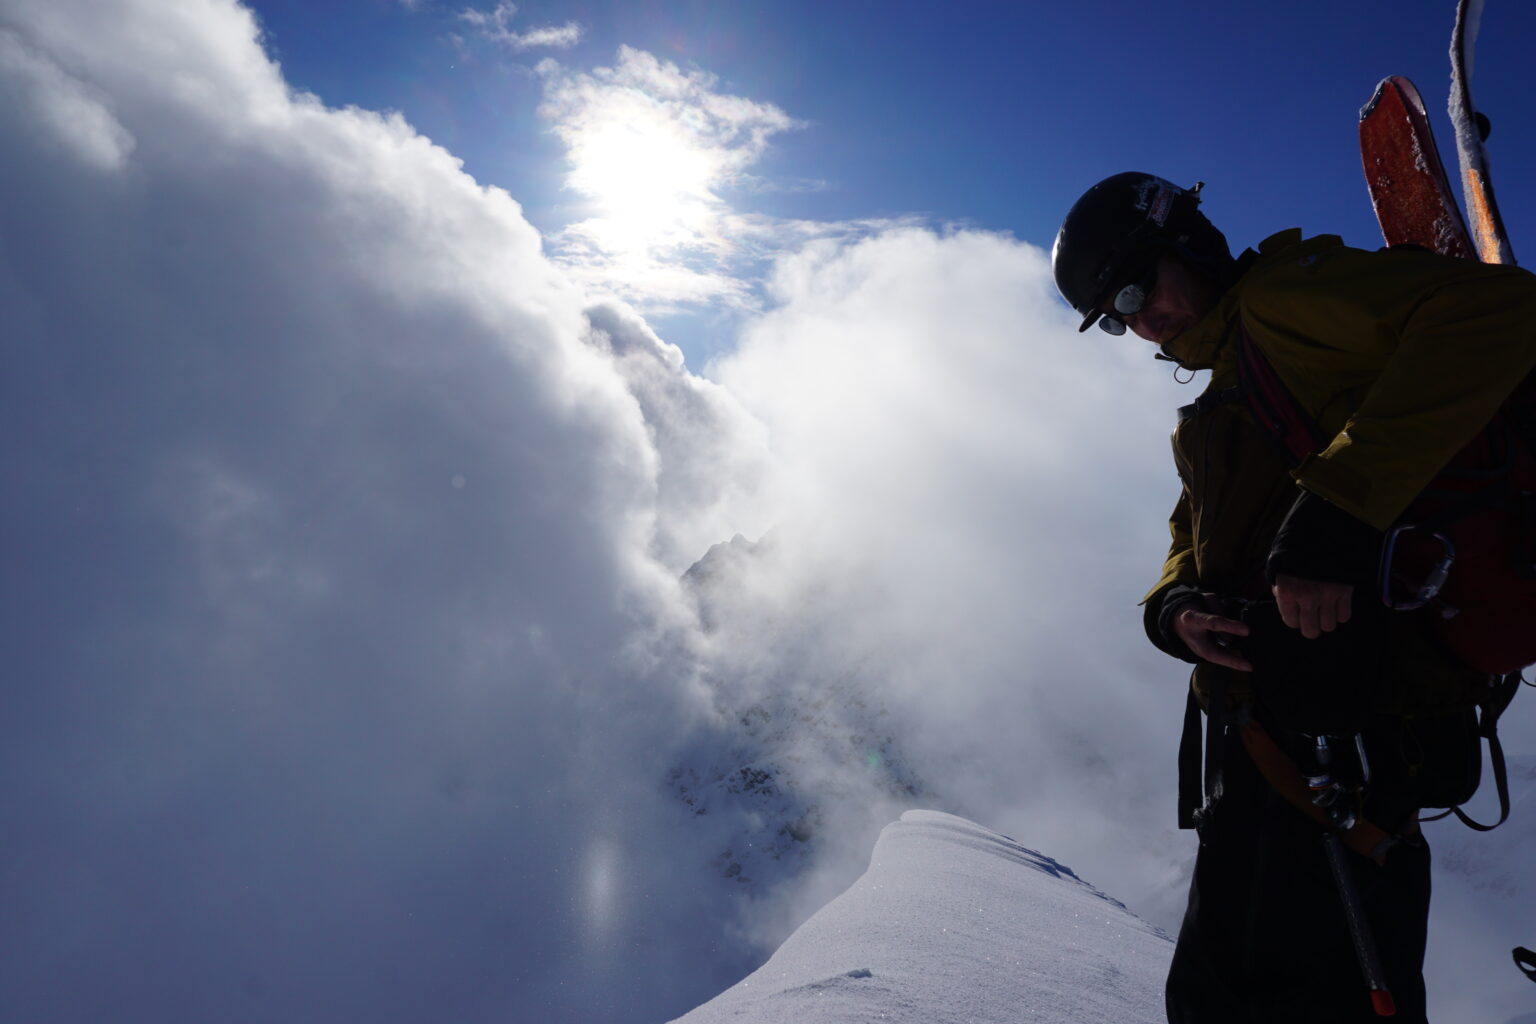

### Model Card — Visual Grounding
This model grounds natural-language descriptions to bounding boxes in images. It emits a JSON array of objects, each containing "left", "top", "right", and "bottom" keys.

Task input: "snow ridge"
[{"left": 673, "top": 810, "right": 1171, "bottom": 1023}]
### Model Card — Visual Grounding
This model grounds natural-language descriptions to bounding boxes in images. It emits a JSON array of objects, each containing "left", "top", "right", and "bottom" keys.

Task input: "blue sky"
[
  {"left": 244, "top": 0, "right": 1536, "bottom": 364},
  {"left": 4, "top": 2, "right": 1535, "bottom": 1023}
]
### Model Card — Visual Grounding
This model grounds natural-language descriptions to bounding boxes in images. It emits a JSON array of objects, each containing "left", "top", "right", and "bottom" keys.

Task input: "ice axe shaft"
[{"left": 1322, "top": 831, "right": 1396, "bottom": 1016}]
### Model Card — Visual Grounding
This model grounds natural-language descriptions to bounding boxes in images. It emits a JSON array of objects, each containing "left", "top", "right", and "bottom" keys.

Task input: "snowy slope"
[
  {"left": 672, "top": 810, "right": 1172, "bottom": 1023},
  {"left": 1425, "top": 753, "right": 1536, "bottom": 1024}
]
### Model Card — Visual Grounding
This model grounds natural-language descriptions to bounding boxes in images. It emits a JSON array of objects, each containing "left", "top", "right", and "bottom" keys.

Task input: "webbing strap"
[
  {"left": 1204, "top": 675, "right": 1230, "bottom": 822},
  {"left": 1176, "top": 671, "right": 1232, "bottom": 832},
  {"left": 1174, "top": 325, "right": 1329, "bottom": 466},
  {"left": 1177, "top": 686, "right": 1203, "bottom": 830},
  {"left": 1239, "top": 721, "right": 1392, "bottom": 861},
  {"left": 1234, "top": 324, "right": 1328, "bottom": 467},
  {"left": 1176, "top": 386, "right": 1242, "bottom": 424}
]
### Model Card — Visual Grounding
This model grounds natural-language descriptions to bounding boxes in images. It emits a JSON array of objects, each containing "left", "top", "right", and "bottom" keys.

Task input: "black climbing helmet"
[{"left": 1052, "top": 172, "right": 1233, "bottom": 334}]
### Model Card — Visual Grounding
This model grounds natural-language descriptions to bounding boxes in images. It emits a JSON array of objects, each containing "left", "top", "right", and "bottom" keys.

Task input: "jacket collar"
[{"left": 1158, "top": 229, "right": 1339, "bottom": 370}]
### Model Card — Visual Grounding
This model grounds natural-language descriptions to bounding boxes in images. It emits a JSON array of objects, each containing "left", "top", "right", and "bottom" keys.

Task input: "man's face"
[{"left": 1116, "top": 254, "right": 1219, "bottom": 346}]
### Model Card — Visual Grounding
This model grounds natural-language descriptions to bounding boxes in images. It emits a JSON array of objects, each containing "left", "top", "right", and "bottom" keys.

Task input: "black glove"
[
  {"left": 1266, "top": 488, "right": 1384, "bottom": 588},
  {"left": 1149, "top": 583, "right": 1206, "bottom": 663}
]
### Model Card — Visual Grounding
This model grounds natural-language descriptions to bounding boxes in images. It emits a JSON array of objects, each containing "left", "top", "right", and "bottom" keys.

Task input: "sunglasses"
[{"left": 1097, "top": 263, "right": 1159, "bottom": 336}]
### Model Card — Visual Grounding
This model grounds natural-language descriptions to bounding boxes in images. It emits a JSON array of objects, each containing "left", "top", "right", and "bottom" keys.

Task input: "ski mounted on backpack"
[
  {"left": 1358, "top": 0, "right": 1530, "bottom": 793},
  {"left": 1173, "top": 3, "right": 1531, "bottom": 1013},
  {"left": 1361, "top": 1, "right": 1515, "bottom": 266},
  {"left": 1342, "top": 3, "right": 1529, "bottom": 1007},
  {"left": 1200, "top": 0, "right": 1535, "bottom": 843},
  {"left": 1450, "top": 0, "right": 1516, "bottom": 266},
  {"left": 1204, "top": 0, "right": 1536, "bottom": 842}
]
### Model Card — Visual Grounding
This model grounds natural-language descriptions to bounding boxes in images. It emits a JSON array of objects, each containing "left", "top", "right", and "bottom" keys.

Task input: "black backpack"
[{"left": 1227, "top": 323, "right": 1531, "bottom": 829}]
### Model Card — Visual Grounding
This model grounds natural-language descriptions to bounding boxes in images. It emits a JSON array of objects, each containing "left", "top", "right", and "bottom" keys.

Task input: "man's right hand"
[{"left": 1172, "top": 605, "right": 1253, "bottom": 672}]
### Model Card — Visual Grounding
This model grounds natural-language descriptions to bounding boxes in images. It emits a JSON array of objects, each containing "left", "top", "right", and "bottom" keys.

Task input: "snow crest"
[{"left": 673, "top": 810, "right": 1171, "bottom": 1023}]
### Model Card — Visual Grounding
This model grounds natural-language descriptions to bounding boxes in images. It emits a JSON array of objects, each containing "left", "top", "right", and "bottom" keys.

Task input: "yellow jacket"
[{"left": 1144, "top": 229, "right": 1536, "bottom": 710}]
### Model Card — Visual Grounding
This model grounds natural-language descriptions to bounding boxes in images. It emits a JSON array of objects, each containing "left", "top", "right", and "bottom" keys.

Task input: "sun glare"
[
  {"left": 539, "top": 46, "right": 798, "bottom": 301},
  {"left": 568, "top": 121, "right": 721, "bottom": 255}
]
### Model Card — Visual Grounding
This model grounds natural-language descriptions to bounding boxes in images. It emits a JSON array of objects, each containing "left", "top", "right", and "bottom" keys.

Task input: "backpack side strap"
[{"left": 1442, "top": 672, "right": 1524, "bottom": 831}]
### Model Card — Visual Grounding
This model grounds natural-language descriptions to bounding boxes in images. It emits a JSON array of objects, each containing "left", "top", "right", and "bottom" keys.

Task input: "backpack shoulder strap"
[
  {"left": 1173, "top": 321, "right": 1330, "bottom": 465},
  {"left": 1176, "top": 386, "right": 1242, "bottom": 424},
  {"left": 1233, "top": 322, "right": 1328, "bottom": 467}
]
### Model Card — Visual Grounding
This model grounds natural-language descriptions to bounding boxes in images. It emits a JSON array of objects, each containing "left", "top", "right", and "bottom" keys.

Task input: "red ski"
[{"left": 1359, "top": 75, "right": 1476, "bottom": 260}]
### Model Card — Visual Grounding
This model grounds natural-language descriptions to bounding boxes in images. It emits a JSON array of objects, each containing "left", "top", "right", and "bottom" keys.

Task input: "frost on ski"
[
  {"left": 1410, "top": 128, "right": 1431, "bottom": 176},
  {"left": 671, "top": 810, "right": 1171, "bottom": 1023},
  {"left": 1448, "top": 0, "right": 1515, "bottom": 264},
  {"left": 1399, "top": 131, "right": 1467, "bottom": 258},
  {"left": 1447, "top": 6, "right": 1485, "bottom": 230},
  {"left": 1430, "top": 207, "right": 1471, "bottom": 257}
]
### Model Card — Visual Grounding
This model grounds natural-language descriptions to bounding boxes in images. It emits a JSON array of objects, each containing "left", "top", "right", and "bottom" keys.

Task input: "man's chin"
[
  {"left": 1162, "top": 316, "right": 1198, "bottom": 342},
  {"left": 1139, "top": 322, "right": 1188, "bottom": 345}
]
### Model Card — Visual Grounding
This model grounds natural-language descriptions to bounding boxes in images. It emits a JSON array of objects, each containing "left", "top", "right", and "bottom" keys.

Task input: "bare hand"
[
  {"left": 1172, "top": 605, "right": 1253, "bottom": 672},
  {"left": 1272, "top": 573, "right": 1353, "bottom": 639}
]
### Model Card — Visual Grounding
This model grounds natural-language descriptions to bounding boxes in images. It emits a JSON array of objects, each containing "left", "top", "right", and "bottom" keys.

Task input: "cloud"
[
  {"left": 5, "top": 2, "right": 1529, "bottom": 1023},
  {"left": 1, "top": 3, "right": 1202, "bottom": 1014},
  {"left": 700, "top": 225, "right": 1204, "bottom": 930},
  {"left": 0, "top": 1, "right": 766, "bottom": 1021},
  {"left": 0, "top": 28, "right": 134, "bottom": 170},
  {"left": 0, "top": 2, "right": 1238, "bottom": 1016},
  {"left": 534, "top": 47, "right": 927, "bottom": 323},
  {"left": 460, "top": 1, "right": 582, "bottom": 51},
  {"left": 581, "top": 301, "right": 776, "bottom": 569}
]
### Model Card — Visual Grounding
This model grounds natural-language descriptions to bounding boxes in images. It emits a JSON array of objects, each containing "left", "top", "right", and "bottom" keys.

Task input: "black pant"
[{"left": 1165, "top": 734, "right": 1431, "bottom": 1023}]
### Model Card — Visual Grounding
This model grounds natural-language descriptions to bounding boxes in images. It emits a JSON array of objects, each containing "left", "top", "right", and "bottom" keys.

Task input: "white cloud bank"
[
  {"left": 0, "top": 2, "right": 769, "bottom": 1020},
  {"left": 2, "top": 1, "right": 1531, "bottom": 1022}
]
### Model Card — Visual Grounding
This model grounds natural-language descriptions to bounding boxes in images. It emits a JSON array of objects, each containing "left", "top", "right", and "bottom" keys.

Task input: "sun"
[{"left": 566, "top": 119, "right": 722, "bottom": 256}]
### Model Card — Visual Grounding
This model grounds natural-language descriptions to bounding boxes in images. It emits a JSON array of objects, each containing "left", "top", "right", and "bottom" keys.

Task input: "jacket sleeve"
[
  {"left": 1140, "top": 489, "right": 1203, "bottom": 661},
  {"left": 1249, "top": 248, "right": 1536, "bottom": 530},
  {"left": 1142, "top": 487, "right": 1199, "bottom": 603}
]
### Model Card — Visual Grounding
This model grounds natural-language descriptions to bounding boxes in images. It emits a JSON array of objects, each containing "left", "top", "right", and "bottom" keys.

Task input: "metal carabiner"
[{"left": 1378, "top": 524, "right": 1456, "bottom": 611}]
